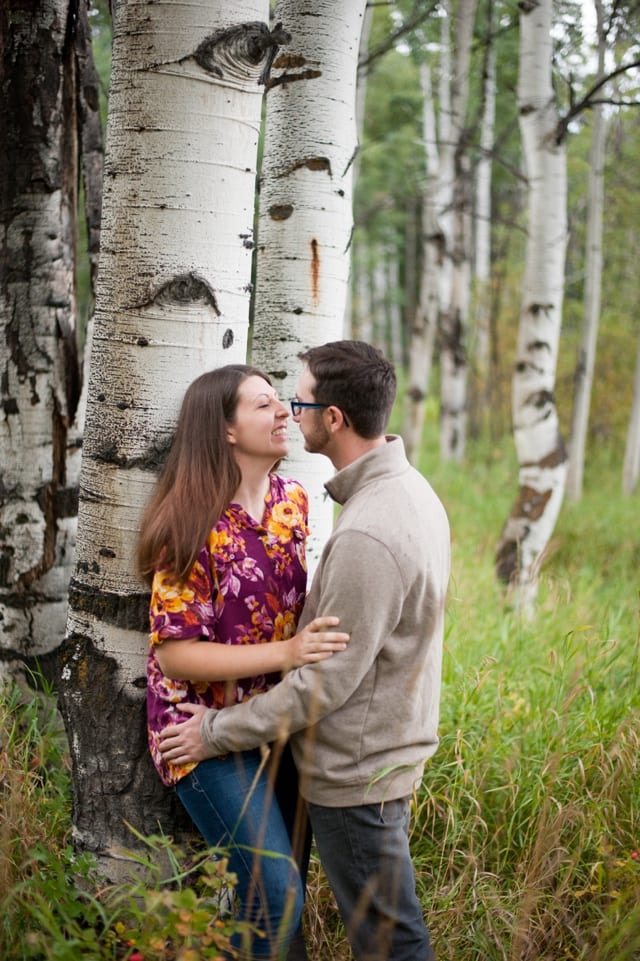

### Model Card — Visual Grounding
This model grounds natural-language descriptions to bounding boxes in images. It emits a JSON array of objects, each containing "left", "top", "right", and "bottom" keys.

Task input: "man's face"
[{"left": 293, "top": 366, "right": 331, "bottom": 455}]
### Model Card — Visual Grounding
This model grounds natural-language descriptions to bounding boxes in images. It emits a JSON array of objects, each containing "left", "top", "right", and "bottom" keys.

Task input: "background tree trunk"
[
  {"left": 0, "top": 0, "right": 86, "bottom": 676},
  {"left": 251, "top": 0, "right": 367, "bottom": 571},
  {"left": 622, "top": 333, "right": 640, "bottom": 495},
  {"left": 471, "top": 3, "right": 496, "bottom": 431},
  {"left": 566, "top": 0, "right": 606, "bottom": 501},
  {"left": 495, "top": 0, "right": 568, "bottom": 612},
  {"left": 403, "top": 61, "right": 441, "bottom": 465},
  {"left": 58, "top": 0, "right": 271, "bottom": 874},
  {"left": 438, "top": 0, "right": 477, "bottom": 462}
]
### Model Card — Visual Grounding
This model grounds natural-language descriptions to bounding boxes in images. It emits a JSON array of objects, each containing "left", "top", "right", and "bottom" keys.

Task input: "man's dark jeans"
[{"left": 308, "top": 797, "right": 435, "bottom": 961}]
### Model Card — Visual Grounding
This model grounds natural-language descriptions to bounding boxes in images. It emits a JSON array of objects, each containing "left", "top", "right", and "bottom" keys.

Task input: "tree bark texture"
[
  {"left": 251, "top": 0, "right": 366, "bottom": 571},
  {"left": 622, "top": 334, "right": 640, "bottom": 495},
  {"left": 0, "top": 0, "right": 83, "bottom": 674},
  {"left": 438, "top": 0, "right": 477, "bottom": 462},
  {"left": 566, "top": 0, "right": 606, "bottom": 501},
  {"left": 59, "top": 0, "right": 270, "bottom": 869},
  {"left": 495, "top": 0, "right": 568, "bottom": 611}
]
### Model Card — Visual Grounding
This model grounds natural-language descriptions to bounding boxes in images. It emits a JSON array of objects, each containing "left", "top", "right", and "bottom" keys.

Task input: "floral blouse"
[{"left": 147, "top": 474, "right": 309, "bottom": 786}]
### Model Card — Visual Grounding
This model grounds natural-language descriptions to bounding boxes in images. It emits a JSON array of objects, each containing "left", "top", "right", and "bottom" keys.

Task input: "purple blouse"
[{"left": 147, "top": 474, "right": 309, "bottom": 786}]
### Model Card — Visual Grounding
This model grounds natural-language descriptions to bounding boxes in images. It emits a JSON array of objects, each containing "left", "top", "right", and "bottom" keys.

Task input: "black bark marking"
[
  {"left": 528, "top": 302, "right": 554, "bottom": 317},
  {"left": 310, "top": 238, "right": 320, "bottom": 303},
  {"left": 187, "top": 21, "right": 291, "bottom": 87},
  {"left": 267, "top": 69, "right": 322, "bottom": 91},
  {"left": 67, "top": 578, "right": 150, "bottom": 633},
  {"left": 269, "top": 204, "right": 294, "bottom": 221},
  {"left": 279, "top": 157, "right": 332, "bottom": 178},
  {"left": 152, "top": 273, "right": 219, "bottom": 313},
  {"left": 90, "top": 434, "right": 172, "bottom": 472},
  {"left": 222, "top": 329, "right": 234, "bottom": 349}
]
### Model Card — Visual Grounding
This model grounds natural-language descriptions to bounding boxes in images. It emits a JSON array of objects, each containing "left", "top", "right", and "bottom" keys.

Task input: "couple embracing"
[{"left": 138, "top": 340, "right": 450, "bottom": 961}]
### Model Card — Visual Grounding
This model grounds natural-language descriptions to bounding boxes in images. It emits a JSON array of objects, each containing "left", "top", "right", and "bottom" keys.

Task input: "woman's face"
[{"left": 226, "top": 375, "right": 290, "bottom": 463}]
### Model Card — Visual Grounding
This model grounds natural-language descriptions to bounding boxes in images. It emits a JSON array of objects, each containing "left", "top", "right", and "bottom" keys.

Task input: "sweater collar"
[{"left": 325, "top": 435, "right": 407, "bottom": 506}]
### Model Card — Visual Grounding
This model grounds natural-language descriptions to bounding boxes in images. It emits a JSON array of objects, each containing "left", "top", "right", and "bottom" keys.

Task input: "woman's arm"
[{"left": 155, "top": 616, "right": 349, "bottom": 681}]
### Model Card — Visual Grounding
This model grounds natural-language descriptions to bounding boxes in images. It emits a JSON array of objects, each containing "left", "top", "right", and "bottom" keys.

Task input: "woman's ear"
[{"left": 226, "top": 425, "right": 236, "bottom": 445}]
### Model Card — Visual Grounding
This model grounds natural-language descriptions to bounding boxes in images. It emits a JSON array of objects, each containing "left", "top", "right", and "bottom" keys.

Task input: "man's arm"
[{"left": 159, "top": 530, "right": 404, "bottom": 763}]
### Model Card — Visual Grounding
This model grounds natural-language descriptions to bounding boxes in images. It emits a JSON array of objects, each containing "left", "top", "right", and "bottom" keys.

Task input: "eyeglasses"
[
  {"left": 289, "top": 399, "right": 350, "bottom": 427},
  {"left": 289, "top": 400, "right": 328, "bottom": 417}
]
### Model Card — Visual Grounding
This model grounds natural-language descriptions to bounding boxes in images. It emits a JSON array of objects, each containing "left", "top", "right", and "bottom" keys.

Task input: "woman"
[{"left": 137, "top": 365, "right": 348, "bottom": 960}]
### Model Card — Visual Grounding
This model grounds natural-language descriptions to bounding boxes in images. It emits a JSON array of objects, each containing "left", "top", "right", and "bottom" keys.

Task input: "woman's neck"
[{"left": 231, "top": 457, "right": 272, "bottom": 521}]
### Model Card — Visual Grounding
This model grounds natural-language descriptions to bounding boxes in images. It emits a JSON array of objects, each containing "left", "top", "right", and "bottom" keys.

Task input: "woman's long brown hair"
[{"left": 137, "top": 365, "right": 271, "bottom": 586}]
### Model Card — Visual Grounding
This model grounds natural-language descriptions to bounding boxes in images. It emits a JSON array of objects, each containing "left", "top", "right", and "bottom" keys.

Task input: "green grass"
[{"left": 1, "top": 435, "right": 639, "bottom": 960}]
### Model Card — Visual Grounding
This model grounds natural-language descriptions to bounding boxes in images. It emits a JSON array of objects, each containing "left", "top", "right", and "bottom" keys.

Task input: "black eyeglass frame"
[
  {"left": 289, "top": 400, "right": 327, "bottom": 417},
  {"left": 289, "top": 399, "right": 350, "bottom": 427}
]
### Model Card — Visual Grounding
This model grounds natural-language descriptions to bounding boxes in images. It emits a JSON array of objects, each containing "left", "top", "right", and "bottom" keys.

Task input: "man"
[{"left": 160, "top": 340, "right": 451, "bottom": 961}]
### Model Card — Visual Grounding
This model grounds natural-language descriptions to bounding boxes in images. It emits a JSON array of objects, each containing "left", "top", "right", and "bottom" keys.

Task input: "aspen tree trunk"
[
  {"left": 343, "top": 1, "right": 374, "bottom": 335},
  {"left": 473, "top": 7, "right": 496, "bottom": 391},
  {"left": 622, "top": 334, "right": 640, "bottom": 495},
  {"left": 439, "top": 0, "right": 477, "bottom": 462},
  {"left": 251, "top": 0, "right": 366, "bottom": 570},
  {"left": 372, "top": 249, "right": 387, "bottom": 353},
  {"left": 0, "top": 0, "right": 99, "bottom": 676},
  {"left": 387, "top": 248, "right": 403, "bottom": 367},
  {"left": 59, "top": 0, "right": 271, "bottom": 871},
  {"left": 403, "top": 61, "right": 441, "bottom": 465},
  {"left": 354, "top": 251, "right": 374, "bottom": 343},
  {"left": 495, "top": 0, "right": 568, "bottom": 612},
  {"left": 566, "top": 0, "right": 606, "bottom": 501}
]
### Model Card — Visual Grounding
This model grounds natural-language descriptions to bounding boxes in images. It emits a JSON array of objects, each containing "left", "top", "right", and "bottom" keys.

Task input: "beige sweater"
[{"left": 200, "top": 436, "right": 451, "bottom": 806}]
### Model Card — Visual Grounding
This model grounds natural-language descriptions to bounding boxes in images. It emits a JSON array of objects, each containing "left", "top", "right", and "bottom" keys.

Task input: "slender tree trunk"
[
  {"left": 1, "top": 0, "right": 85, "bottom": 675},
  {"left": 251, "top": 0, "right": 366, "bottom": 570},
  {"left": 622, "top": 333, "right": 640, "bottom": 495},
  {"left": 495, "top": 0, "right": 568, "bottom": 612},
  {"left": 472, "top": 1, "right": 496, "bottom": 423},
  {"left": 354, "top": 250, "right": 373, "bottom": 342},
  {"left": 566, "top": 0, "right": 606, "bottom": 501},
  {"left": 387, "top": 246, "right": 403, "bottom": 367},
  {"left": 403, "top": 61, "right": 441, "bottom": 465},
  {"left": 439, "top": 0, "right": 477, "bottom": 462},
  {"left": 59, "top": 0, "right": 271, "bottom": 873},
  {"left": 343, "top": 0, "right": 374, "bottom": 335}
]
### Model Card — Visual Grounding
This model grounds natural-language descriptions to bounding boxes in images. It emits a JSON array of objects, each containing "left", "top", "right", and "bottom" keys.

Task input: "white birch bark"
[
  {"left": 387, "top": 248, "right": 403, "bottom": 367},
  {"left": 251, "top": 0, "right": 366, "bottom": 571},
  {"left": 473, "top": 26, "right": 496, "bottom": 383},
  {"left": 0, "top": 0, "right": 82, "bottom": 674},
  {"left": 622, "top": 334, "right": 640, "bottom": 495},
  {"left": 439, "top": 0, "right": 477, "bottom": 462},
  {"left": 566, "top": 0, "right": 606, "bottom": 501},
  {"left": 372, "top": 248, "right": 388, "bottom": 353},
  {"left": 495, "top": 0, "right": 568, "bottom": 612},
  {"left": 342, "top": 0, "right": 374, "bottom": 335},
  {"left": 60, "top": 0, "right": 270, "bottom": 868},
  {"left": 354, "top": 250, "right": 374, "bottom": 343},
  {"left": 403, "top": 60, "right": 441, "bottom": 465}
]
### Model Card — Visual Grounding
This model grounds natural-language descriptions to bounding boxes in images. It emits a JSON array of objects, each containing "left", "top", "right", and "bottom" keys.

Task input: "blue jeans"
[
  {"left": 308, "top": 798, "right": 435, "bottom": 961},
  {"left": 176, "top": 744, "right": 309, "bottom": 960}
]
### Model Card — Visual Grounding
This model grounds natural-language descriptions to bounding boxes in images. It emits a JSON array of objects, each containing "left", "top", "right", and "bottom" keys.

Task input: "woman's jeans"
[
  {"left": 176, "top": 743, "right": 310, "bottom": 960},
  {"left": 308, "top": 797, "right": 435, "bottom": 961}
]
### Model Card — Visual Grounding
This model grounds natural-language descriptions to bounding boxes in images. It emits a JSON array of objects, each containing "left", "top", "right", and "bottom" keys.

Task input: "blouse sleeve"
[{"left": 149, "top": 544, "right": 217, "bottom": 646}]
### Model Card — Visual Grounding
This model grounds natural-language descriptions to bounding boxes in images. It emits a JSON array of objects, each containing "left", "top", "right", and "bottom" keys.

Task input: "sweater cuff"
[{"left": 200, "top": 708, "right": 221, "bottom": 755}]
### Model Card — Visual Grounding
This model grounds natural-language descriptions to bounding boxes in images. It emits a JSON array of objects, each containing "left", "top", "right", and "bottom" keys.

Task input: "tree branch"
[{"left": 555, "top": 57, "right": 640, "bottom": 143}]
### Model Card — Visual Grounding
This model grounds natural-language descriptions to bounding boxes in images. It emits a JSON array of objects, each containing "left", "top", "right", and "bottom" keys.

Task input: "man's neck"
[{"left": 330, "top": 434, "right": 387, "bottom": 472}]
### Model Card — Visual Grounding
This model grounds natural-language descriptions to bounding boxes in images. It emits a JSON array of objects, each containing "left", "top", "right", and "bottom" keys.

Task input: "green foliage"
[
  {"left": 0, "top": 688, "right": 245, "bottom": 961},
  {"left": 407, "top": 433, "right": 640, "bottom": 960}
]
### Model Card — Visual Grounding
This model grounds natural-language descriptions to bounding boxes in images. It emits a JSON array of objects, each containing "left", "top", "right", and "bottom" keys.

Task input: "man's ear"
[{"left": 326, "top": 406, "right": 346, "bottom": 432}]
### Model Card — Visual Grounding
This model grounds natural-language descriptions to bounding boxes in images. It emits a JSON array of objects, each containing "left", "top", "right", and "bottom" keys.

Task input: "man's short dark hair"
[{"left": 298, "top": 340, "right": 396, "bottom": 439}]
